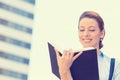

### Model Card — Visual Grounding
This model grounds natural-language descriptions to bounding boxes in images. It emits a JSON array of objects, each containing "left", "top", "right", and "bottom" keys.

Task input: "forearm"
[
  {"left": 54, "top": 49, "right": 81, "bottom": 80},
  {"left": 60, "top": 70, "right": 72, "bottom": 80}
]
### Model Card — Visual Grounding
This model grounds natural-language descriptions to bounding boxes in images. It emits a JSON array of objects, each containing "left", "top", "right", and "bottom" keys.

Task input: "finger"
[
  {"left": 54, "top": 48, "right": 60, "bottom": 58},
  {"left": 66, "top": 50, "right": 71, "bottom": 58},
  {"left": 62, "top": 50, "right": 67, "bottom": 56},
  {"left": 69, "top": 49, "right": 74, "bottom": 57},
  {"left": 73, "top": 51, "right": 83, "bottom": 61}
]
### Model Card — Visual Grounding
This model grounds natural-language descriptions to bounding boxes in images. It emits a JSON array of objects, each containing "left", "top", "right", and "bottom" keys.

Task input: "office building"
[{"left": 0, "top": 0, "right": 35, "bottom": 80}]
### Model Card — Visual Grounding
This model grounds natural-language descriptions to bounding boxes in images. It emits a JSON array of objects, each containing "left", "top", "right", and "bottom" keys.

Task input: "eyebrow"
[
  {"left": 79, "top": 26, "right": 96, "bottom": 28},
  {"left": 89, "top": 26, "right": 96, "bottom": 28},
  {"left": 79, "top": 26, "right": 84, "bottom": 28}
]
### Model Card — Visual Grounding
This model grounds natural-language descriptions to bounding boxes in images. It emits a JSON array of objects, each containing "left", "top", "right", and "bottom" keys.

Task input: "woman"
[{"left": 54, "top": 11, "right": 120, "bottom": 80}]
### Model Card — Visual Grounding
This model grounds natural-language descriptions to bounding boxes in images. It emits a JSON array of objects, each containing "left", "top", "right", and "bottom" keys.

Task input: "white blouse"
[{"left": 98, "top": 52, "right": 120, "bottom": 80}]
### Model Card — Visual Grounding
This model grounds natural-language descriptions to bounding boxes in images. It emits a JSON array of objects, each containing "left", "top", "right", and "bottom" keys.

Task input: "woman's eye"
[
  {"left": 89, "top": 29, "right": 95, "bottom": 32},
  {"left": 79, "top": 29, "right": 84, "bottom": 32}
]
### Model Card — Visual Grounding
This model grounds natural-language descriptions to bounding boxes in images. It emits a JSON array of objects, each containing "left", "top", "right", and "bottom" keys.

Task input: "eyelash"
[
  {"left": 79, "top": 29, "right": 95, "bottom": 32},
  {"left": 90, "top": 30, "right": 95, "bottom": 32},
  {"left": 79, "top": 30, "right": 84, "bottom": 32}
]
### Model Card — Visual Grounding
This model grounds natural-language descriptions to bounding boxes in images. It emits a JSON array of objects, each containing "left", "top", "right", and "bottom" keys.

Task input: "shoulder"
[
  {"left": 113, "top": 58, "right": 120, "bottom": 79},
  {"left": 101, "top": 53, "right": 111, "bottom": 62},
  {"left": 111, "top": 58, "right": 120, "bottom": 73},
  {"left": 114, "top": 58, "right": 120, "bottom": 68}
]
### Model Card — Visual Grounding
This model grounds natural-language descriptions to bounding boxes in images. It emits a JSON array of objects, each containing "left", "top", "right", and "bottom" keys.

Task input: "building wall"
[{"left": 0, "top": 0, "right": 35, "bottom": 80}]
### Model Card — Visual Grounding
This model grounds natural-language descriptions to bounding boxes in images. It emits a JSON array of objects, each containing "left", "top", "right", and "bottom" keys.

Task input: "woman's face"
[{"left": 78, "top": 18, "right": 104, "bottom": 48}]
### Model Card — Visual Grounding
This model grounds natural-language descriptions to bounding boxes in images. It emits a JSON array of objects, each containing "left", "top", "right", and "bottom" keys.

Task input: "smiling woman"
[
  {"left": 54, "top": 11, "right": 120, "bottom": 80},
  {"left": 78, "top": 11, "right": 105, "bottom": 54}
]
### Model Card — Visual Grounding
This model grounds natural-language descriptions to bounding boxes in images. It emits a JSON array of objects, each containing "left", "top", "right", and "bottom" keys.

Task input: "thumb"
[
  {"left": 73, "top": 51, "right": 83, "bottom": 61},
  {"left": 54, "top": 48, "right": 60, "bottom": 59}
]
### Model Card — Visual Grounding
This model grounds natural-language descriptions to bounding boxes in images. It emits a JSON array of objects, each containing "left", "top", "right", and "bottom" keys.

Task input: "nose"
[{"left": 83, "top": 30, "right": 89, "bottom": 36}]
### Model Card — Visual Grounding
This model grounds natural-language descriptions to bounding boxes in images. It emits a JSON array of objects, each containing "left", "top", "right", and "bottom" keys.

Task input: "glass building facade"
[{"left": 0, "top": 0, "right": 35, "bottom": 80}]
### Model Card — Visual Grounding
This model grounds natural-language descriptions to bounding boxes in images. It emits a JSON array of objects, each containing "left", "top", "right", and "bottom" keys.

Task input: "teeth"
[{"left": 83, "top": 39, "right": 91, "bottom": 42}]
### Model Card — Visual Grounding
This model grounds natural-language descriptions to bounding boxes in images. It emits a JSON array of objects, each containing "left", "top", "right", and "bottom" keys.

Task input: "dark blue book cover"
[{"left": 48, "top": 42, "right": 99, "bottom": 80}]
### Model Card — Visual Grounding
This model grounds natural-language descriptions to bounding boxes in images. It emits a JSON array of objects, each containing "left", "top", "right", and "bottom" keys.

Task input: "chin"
[{"left": 83, "top": 45, "right": 93, "bottom": 48}]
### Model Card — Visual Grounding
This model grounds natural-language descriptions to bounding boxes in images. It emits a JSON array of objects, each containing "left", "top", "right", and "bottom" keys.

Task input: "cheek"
[
  {"left": 93, "top": 34, "right": 101, "bottom": 42},
  {"left": 78, "top": 34, "right": 84, "bottom": 44},
  {"left": 78, "top": 33, "right": 82, "bottom": 40}
]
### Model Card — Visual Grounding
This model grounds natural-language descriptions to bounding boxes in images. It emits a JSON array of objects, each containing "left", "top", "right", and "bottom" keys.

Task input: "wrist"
[{"left": 59, "top": 70, "right": 72, "bottom": 80}]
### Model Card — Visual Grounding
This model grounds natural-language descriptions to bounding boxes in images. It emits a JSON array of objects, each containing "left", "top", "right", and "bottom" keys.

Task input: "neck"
[{"left": 96, "top": 47, "right": 101, "bottom": 55}]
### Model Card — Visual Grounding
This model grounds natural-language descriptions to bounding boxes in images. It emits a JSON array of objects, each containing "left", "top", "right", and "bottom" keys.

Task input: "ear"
[{"left": 100, "top": 30, "right": 105, "bottom": 39}]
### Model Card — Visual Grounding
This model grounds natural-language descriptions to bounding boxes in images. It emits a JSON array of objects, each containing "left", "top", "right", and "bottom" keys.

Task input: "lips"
[{"left": 82, "top": 39, "right": 92, "bottom": 43}]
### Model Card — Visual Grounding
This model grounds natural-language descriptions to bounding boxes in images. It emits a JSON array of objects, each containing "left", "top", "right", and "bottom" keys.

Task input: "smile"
[{"left": 83, "top": 39, "right": 92, "bottom": 42}]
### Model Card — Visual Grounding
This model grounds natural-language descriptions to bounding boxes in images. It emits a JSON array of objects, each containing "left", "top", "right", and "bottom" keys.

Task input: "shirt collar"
[{"left": 99, "top": 51, "right": 104, "bottom": 58}]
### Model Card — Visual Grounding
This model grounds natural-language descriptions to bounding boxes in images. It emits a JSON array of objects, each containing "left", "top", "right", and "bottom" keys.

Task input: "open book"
[{"left": 48, "top": 42, "right": 99, "bottom": 80}]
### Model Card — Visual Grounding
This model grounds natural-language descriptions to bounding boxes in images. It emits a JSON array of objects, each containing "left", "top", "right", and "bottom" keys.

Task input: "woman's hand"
[{"left": 54, "top": 48, "right": 82, "bottom": 80}]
